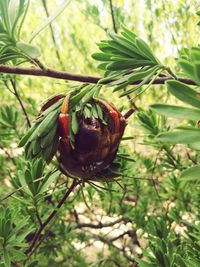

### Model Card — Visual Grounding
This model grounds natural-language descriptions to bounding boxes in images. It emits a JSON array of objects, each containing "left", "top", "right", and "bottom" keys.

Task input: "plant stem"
[
  {"left": 123, "top": 108, "right": 135, "bottom": 119},
  {"left": 26, "top": 179, "right": 80, "bottom": 254},
  {"left": 0, "top": 65, "right": 196, "bottom": 85},
  {"left": 109, "top": 0, "right": 117, "bottom": 33},
  {"left": 41, "top": 0, "right": 64, "bottom": 68},
  {"left": 10, "top": 78, "right": 31, "bottom": 128},
  {"left": 166, "top": 67, "right": 178, "bottom": 80}
]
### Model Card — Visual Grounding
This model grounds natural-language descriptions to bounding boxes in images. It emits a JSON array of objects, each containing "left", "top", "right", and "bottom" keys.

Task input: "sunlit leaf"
[
  {"left": 167, "top": 80, "right": 200, "bottom": 109},
  {"left": 180, "top": 165, "right": 200, "bottom": 180},
  {"left": 150, "top": 104, "right": 200, "bottom": 121}
]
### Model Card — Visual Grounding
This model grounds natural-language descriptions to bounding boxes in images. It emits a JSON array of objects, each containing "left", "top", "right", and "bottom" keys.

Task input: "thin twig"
[
  {"left": 26, "top": 179, "right": 80, "bottom": 254},
  {"left": 10, "top": 78, "right": 31, "bottom": 127},
  {"left": 0, "top": 65, "right": 196, "bottom": 85},
  {"left": 109, "top": 0, "right": 117, "bottom": 33},
  {"left": 35, "top": 209, "right": 43, "bottom": 227},
  {"left": 74, "top": 217, "right": 131, "bottom": 229},
  {"left": 91, "top": 231, "right": 137, "bottom": 262},
  {"left": 166, "top": 67, "right": 178, "bottom": 80},
  {"left": 41, "top": 0, "right": 64, "bottom": 68},
  {"left": 0, "top": 145, "right": 16, "bottom": 165},
  {"left": 124, "top": 108, "right": 135, "bottom": 119}
]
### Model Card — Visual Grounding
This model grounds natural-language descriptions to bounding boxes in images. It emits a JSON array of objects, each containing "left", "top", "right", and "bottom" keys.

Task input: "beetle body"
[{"left": 40, "top": 94, "right": 126, "bottom": 179}]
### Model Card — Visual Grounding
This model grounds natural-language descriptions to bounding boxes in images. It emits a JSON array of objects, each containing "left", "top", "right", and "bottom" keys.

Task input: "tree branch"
[
  {"left": 74, "top": 217, "right": 131, "bottom": 229},
  {"left": 26, "top": 179, "right": 80, "bottom": 254},
  {"left": 0, "top": 65, "right": 196, "bottom": 85},
  {"left": 91, "top": 230, "right": 138, "bottom": 262}
]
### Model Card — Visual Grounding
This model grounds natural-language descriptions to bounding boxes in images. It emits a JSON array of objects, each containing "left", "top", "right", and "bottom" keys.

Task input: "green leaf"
[
  {"left": 191, "top": 48, "right": 200, "bottom": 61},
  {"left": 18, "top": 124, "right": 37, "bottom": 147},
  {"left": 128, "top": 67, "right": 157, "bottom": 83},
  {"left": 119, "top": 66, "right": 159, "bottom": 96},
  {"left": 135, "top": 37, "right": 158, "bottom": 63},
  {"left": 95, "top": 103, "right": 104, "bottom": 122},
  {"left": 106, "top": 59, "right": 153, "bottom": 70},
  {"left": 106, "top": 40, "right": 138, "bottom": 58},
  {"left": 136, "top": 259, "right": 154, "bottom": 267},
  {"left": 180, "top": 165, "right": 200, "bottom": 181},
  {"left": 71, "top": 112, "right": 79, "bottom": 135},
  {"left": 0, "top": 1, "right": 10, "bottom": 33},
  {"left": 194, "top": 61, "right": 200, "bottom": 84},
  {"left": 157, "top": 128, "right": 200, "bottom": 144},
  {"left": 45, "top": 134, "right": 59, "bottom": 164},
  {"left": 8, "top": 0, "right": 19, "bottom": 27},
  {"left": 188, "top": 141, "right": 200, "bottom": 150},
  {"left": 16, "top": 42, "right": 40, "bottom": 58},
  {"left": 30, "top": 109, "right": 58, "bottom": 141},
  {"left": 39, "top": 170, "right": 60, "bottom": 194},
  {"left": 150, "top": 104, "right": 200, "bottom": 120},
  {"left": 32, "top": 139, "right": 41, "bottom": 156},
  {"left": 167, "top": 80, "right": 200, "bottom": 109},
  {"left": 109, "top": 33, "right": 142, "bottom": 58},
  {"left": 40, "top": 124, "right": 57, "bottom": 149},
  {"left": 0, "top": 54, "right": 21, "bottom": 64},
  {"left": 9, "top": 249, "right": 26, "bottom": 261},
  {"left": 70, "top": 85, "right": 93, "bottom": 108},
  {"left": 178, "top": 59, "right": 197, "bottom": 82},
  {"left": 91, "top": 53, "right": 111, "bottom": 61},
  {"left": 121, "top": 25, "right": 137, "bottom": 41},
  {"left": 3, "top": 249, "right": 11, "bottom": 267},
  {"left": 18, "top": 170, "right": 32, "bottom": 196}
]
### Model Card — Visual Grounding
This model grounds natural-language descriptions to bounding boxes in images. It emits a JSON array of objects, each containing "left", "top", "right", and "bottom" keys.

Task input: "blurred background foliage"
[
  {"left": 0, "top": 0, "right": 200, "bottom": 266},
  {"left": 2, "top": 0, "right": 199, "bottom": 102}
]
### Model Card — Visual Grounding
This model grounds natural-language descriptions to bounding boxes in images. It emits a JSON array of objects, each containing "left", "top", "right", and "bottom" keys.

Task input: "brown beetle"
[{"left": 40, "top": 94, "right": 126, "bottom": 179}]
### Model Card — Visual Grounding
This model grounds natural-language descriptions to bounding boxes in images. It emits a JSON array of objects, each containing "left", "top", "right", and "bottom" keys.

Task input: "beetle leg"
[
  {"left": 97, "top": 99, "right": 126, "bottom": 156},
  {"left": 58, "top": 94, "right": 70, "bottom": 139},
  {"left": 119, "top": 116, "right": 126, "bottom": 137},
  {"left": 60, "top": 94, "right": 70, "bottom": 114},
  {"left": 105, "top": 99, "right": 126, "bottom": 137},
  {"left": 97, "top": 99, "right": 121, "bottom": 134}
]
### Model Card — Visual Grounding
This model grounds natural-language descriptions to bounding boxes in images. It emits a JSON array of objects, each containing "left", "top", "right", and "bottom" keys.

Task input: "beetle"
[{"left": 40, "top": 94, "right": 126, "bottom": 179}]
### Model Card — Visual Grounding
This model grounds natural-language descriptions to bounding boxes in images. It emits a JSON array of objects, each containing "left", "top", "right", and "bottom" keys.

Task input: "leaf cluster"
[
  {"left": 138, "top": 216, "right": 200, "bottom": 267},
  {"left": 19, "top": 98, "right": 63, "bottom": 163},
  {"left": 178, "top": 46, "right": 200, "bottom": 85},
  {"left": 0, "top": 206, "right": 32, "bottom": 267},
  {"left": 92, "top": 26, "right": 164, "bottom": 96},
  {"left": 0, "top": 0, "right": 41, "bottom": 64},
  {"left": 11, "top": 158, "right": 60, "bottom": 200},
  {"left": 0, "top": 105, "right": 19, "bottom": 145}
]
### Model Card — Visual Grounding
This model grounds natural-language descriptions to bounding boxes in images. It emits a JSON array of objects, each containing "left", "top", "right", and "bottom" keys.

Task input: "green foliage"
[
  {"left": 0, "top": 0, "right": 40, "bottom": 63},
  {"left": 0, "top": 106, "right": 19, "bottom": 145},
  {"left": 178, "top": 47, "right": 200, "bottom": 85},
  {"left": 19, "top": 98, "right": 62, "bottom": 163},
  {"left": 137, "top": 216, "right": 200, "bottom": 267},
  {"left": 92, "top": 26, "right": 165, "bottom": 97},
  {"left": 180, "top": 165, "right": 200, "bottom": 181},
  {"left": 0, "top": 206, "right": 32, "bottom": 267},
  {"left": 11, "top": 158, "right": 60, "bottom": 199},
  {"left": 151, "top": 104, "right": 200, "bottom": 121}
]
